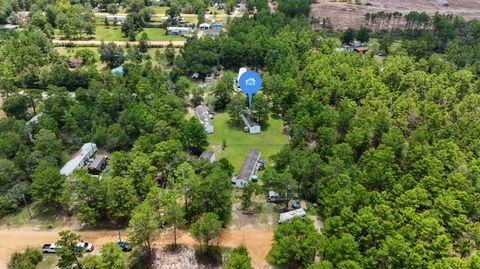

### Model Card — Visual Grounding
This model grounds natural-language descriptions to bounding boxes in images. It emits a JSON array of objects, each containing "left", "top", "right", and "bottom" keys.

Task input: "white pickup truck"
[{"left": 42, "top": 243, "right": 62, "bottom": 253}]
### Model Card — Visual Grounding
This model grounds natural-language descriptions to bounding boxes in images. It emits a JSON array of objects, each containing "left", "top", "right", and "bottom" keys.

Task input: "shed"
[
  {"left": 199, "top": 150, "right": 215, "bottom": 163},
  {"left": 195, "top": 105, "right": 214, "bottom": 134},
  {"left": 88, "top": 155, "right": 107, "bottom": 175},
  {"left": 60, "top": 143, "right": 97, "bottom": 176},
  {"left": 232, "top": 148, "right": 261, "bottom": 188},
  {"left": 241, "top": 111, "right": 261, "bottom": 134}
]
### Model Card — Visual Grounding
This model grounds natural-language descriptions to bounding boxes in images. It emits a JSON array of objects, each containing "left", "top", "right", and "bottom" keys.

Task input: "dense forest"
[{"left": 2, "top": 0, "right": 480, "bottom": 268}]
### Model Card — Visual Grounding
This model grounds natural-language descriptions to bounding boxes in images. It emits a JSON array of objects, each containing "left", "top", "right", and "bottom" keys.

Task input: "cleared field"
[
  {"left": 207, "top": 112, "right": 288, "bottom": 172},
  {"left": 311, "top": 0, "right": 480, "bottom": 29}
]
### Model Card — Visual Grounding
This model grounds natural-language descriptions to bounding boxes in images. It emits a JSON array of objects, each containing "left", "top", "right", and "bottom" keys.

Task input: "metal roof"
[
  {"left": 241, "top": 111, "right": 260, "bottom": 128},
  {"left": 237, "top": 148, "right": 261, "bottom": 181},
  {"left": 60, "top": 143, "right": 96, "bottom": 176},
  {"left": 195, "top": 105, "right": 212, "bottom": 127},
  {"left": 89, "top": 155, "right": 107, "bottom": 171},
  {"left": 279, "top": 208, "right": 306, "bottom": 223},
  {"left": 200, "top": 150, "right": 215, "bottom": 160}
]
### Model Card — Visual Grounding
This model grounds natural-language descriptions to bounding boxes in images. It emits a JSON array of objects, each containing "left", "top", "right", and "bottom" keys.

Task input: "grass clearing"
[
  {"left": 151, "top": 5, "right": 168, "bottom": 15},
  {"left": 37, "top": 255, "right": 57, "bottom": 269},
  {"left": 206, "top": 112, "right": 288, "bottom": 172},
  {"left": 94, "top": 25, "right": 185, "bottom": 41},
  {"left": 0, "top": 204, "right": 62, "bottom": 229}
]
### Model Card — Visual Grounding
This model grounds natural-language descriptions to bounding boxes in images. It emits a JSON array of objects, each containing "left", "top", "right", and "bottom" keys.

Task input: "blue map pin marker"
[{"left": 239, "top": 70, "right": 262, "bottom": 107}]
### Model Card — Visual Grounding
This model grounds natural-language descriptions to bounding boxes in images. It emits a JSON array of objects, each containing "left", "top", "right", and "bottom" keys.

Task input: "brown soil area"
[
  {"left": 0, "top": 225, "right": 273, "bottom": 269},
  {"left": 311, "top": 0, "right": 480, "bottom": 29}
]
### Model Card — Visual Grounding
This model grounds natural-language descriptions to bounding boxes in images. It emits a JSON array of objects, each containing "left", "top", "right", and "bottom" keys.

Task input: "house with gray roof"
[
  {"left": 241, "top": 111, "right": 260, "bottom": 134},
  {"left": 195, "top": 105, "right": 214, "bottom": 133},
  {"left": 232, "top": 148, "right": 261, "bottom": 188}
]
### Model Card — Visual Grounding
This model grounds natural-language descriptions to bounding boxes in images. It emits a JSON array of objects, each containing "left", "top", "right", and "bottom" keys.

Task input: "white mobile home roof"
[
  {"left": 60, "top": 143, "right": 96, "bottom": 176},
  {"left": 237, "top": 148, "right": 261, "bottom": 181},
  {"left": 237, "top": 67, "right": 247, "bottom": 82},
  {"left": 195, "top": 105, "right": 212, "bottom": 127},
  {"left": 279, "top": 208, "right": 306, "bottom": 223}
]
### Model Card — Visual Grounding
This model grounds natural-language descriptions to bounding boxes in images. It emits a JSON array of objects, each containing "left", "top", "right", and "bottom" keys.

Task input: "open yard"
[
  {"left": 55, "top": 25, "right": 184, "bottom": 42},
  {"left": 311, "top": 0, "right": 480, "bottom": 29},
  {"left": 207, "top": 113, "right": 288, "bottom": 171},
  {"left": 96, "top": 25, "right": 184, "bottom": 41}
]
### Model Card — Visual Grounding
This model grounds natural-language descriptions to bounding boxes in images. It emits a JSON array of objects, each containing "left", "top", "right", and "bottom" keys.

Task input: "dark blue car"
[{"left": 117, "top": 242, "right": 132, "bottom": 252}]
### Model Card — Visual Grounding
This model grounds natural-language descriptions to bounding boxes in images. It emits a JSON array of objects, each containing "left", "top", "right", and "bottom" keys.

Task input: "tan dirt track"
[
  {"left": 311, "top": 0, "right": 480, "bottom": 29},
  {"left": 52, "top": 40, "right": 186, "bottom": 47},
  {"left": 0, "top": 226, "right": 273, "bottom": 269}
]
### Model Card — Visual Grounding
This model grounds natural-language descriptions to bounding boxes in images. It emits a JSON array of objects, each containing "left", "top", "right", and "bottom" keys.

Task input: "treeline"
[{"left": 364, "top": 11, "right": 431, "bottom": 33}]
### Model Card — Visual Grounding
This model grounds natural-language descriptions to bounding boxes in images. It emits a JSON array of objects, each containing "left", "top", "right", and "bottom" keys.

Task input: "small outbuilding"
[
  {"left": 195, "top": 105, "right": 214, "bottom": 134},
  {"left": 88, "top": 155, "right": 107, "bottom": 175},
  {"left": 232, "top": 148, "right": 261, "bottom": 188},
  {"left": 199, "top": 150, "right": 216, "bottom": 163}
]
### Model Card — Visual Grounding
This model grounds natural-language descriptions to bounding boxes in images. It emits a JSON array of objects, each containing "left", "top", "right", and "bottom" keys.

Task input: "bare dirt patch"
[
  {"left": 153, "top": 245, "right": 223, "bottom": 269},
  {"left": 311, "top": 0, "right": 480, "bottom": 29},
  {"left": 0, "top": 97, "right": 5, "bottom": 119}
]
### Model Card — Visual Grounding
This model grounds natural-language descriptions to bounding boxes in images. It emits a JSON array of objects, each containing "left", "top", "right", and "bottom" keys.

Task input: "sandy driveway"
[{"left": 0, "top": 226, "right": 272, "bottom": 269}]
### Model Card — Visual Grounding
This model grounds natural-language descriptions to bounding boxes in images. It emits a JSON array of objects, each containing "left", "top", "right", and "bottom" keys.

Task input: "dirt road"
[
  {"left": 0, "top": 226, "right": 272, "bottom": 269},
  {"left": 52, "top": 40, "right": 186, "bottom": 47}
]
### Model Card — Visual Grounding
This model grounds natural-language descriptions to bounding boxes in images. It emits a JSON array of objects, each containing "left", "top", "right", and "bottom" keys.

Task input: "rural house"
[
  {"left": 232, "top": 148, "right": 261, "bottom": 188},
  {"left": 195, "top": 105, "right": 214, "bottom": 133},
  {"left": 200, "top": 150, "right": 216, "bottom": 163},
  {"left": 106, "top": 15, "right": 126, "bottom": 24},
  {"left": 241, "top": 111, "right": 261, "bottom": 134},
  {"left": 167, "top": 26, "right": 195, "bottom": 36},
  {"left": 60, "top": 143, "right": 97, "bottom": 176}
]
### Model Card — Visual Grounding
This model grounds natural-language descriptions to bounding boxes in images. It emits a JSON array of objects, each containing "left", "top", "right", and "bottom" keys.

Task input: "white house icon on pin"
[{"left": 245, "top": 78, "right": 256, "bottom": 86}]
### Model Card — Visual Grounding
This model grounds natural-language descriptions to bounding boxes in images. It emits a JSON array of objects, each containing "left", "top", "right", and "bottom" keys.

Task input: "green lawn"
[
  {"left": 151, "top": 5, "right": 168, "bottom": 15},
  {"left": 94, "top": 25, "right": 126, "bottom": 41},
  {"left": 206, "top": 112, "right": 289, "bottom": 172},
  {"left": 94, "top": 25, "right": 185, "bottom": 41}
]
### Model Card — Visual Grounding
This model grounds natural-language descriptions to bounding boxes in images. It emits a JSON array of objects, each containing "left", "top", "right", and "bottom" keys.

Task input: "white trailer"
[
  {"left": 278, "top": 208, "right": 307, "bottom": 224},
  {"left": 60, "top": 143, "right": 97, "bottom": 176}
]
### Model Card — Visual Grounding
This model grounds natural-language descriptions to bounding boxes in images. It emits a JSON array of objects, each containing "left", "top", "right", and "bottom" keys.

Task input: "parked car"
[
  {"left": 117, "top": 241, "right": 132, "bottom": 252},
  {"left": 76, "top": 242, "right": 94, "bottom": 252},
  {"left": 42, "top": 243, "right": 62, "bottom": 253}
]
